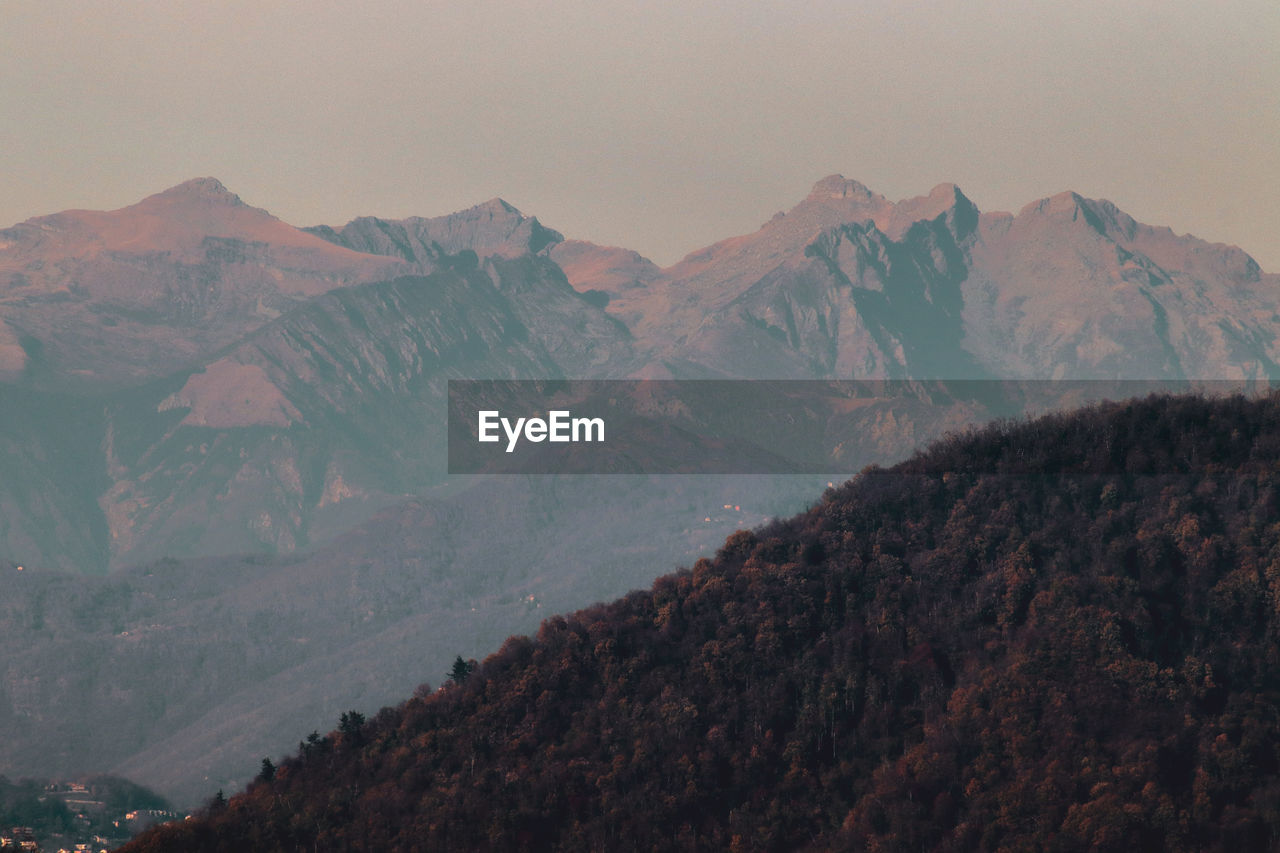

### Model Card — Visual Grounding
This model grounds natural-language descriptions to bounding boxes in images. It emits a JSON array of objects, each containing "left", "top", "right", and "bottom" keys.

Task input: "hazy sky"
[{"left": 2, "top": 1, "right": 1277, "bottom": 269}]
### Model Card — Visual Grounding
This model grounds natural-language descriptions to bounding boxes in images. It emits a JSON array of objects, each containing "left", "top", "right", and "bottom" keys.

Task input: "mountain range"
[{"left": 0, "top": 175, "right": 1275, "bottom": 806}]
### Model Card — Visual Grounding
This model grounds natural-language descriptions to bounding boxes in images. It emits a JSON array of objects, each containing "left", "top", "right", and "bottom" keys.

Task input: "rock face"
[{"left": 0, "top": 175, "right": 1278, "bottom": 807}]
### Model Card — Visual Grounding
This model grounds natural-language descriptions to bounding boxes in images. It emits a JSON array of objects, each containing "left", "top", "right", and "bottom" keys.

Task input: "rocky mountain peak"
[
  {"left": 924, "top": 182, "right": 966, "bottom": 207},
  {"left": 148, "top": 176, "right": 246, "bottom": 208},
  {"left": 1023, "top": 190, "right": 1088, "bottom": 217},
  {"left": 1014, "top": 190, "right": 1133, "bottom": 243},
  {"left": 807, "top": 174, "right": 880, "bottom": 202},
  {"left": 474, "top": 197, "right": 520, "bottom": 216},
  {"left": 883, "top": 182, "right": 979, "bottom": 239},
  {"left": 1016, "top": 191, "right": 1155, "bottom": 246},
  {"left": 792, "top": 177, "right": 978, "bottom": 239}
]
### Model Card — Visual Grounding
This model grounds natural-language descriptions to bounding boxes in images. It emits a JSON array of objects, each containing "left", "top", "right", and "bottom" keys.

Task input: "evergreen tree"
[{"left": 449, "top": 655, "right": 477, "bottom": 684}]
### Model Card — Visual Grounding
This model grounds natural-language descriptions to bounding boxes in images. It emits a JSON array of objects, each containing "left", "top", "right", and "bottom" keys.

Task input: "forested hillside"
[{"left": 123, "top": 392, "right": 1280, "bottom": 851}]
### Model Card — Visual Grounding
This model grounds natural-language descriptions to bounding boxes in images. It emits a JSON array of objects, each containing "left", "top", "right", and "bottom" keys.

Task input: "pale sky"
[{"left": 2, "top": 0, "right": 1277, "bottom": 270}]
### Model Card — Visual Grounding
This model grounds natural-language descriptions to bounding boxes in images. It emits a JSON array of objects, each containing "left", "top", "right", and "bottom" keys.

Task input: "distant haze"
[{"left": 1, "top": 1, "right": 1277, "bottom": 270}]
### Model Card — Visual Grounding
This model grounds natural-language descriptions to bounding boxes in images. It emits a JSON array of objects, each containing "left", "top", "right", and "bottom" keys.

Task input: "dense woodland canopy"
[{"left": 122, "top": 392, "right": 1280, "bottom": 851}]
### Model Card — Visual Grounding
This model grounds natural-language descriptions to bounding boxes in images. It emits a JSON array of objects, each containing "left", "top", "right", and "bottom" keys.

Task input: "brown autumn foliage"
[{"left": 121, "top": 392, "right": 1280, "bottom": 851}]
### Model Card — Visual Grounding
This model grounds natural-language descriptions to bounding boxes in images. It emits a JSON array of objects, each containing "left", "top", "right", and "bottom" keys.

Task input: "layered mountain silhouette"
[
  {"left": 122, "top": 392, "right": 1280, "bottom": 851},
  {"left": 0, "top": 175, "right": 1275, "bottom": 806}
]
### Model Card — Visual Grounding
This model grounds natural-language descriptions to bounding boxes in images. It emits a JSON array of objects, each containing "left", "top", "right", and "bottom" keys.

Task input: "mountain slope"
[
  {"left": 626, "top": 176, "right": 1279, "bottom": 382},
  {"left": 0, "top": 245, "right": 638, "bottom": 571},
  {"left": 0, "top": 388, "right": 110, "bottom": 572},
  {"left": 123, "top": 392, "right": 1280, "bottom": 851},
  {"left": 0, "top": 179, "right": 405, "bottom": 390},
  {"left": 964, "top": 192, "right": 1280, "bottom": 380},
  {"left": 546, "top": 239, "right": 661, "bottom": 307},
  {"left": 92, "top": 252, "right": 636, "bottom": 568}
]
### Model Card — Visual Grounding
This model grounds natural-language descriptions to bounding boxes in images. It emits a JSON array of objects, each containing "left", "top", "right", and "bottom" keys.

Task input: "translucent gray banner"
[{"left": 447, "top": 379, "right": 1275, "bottom": 475}]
